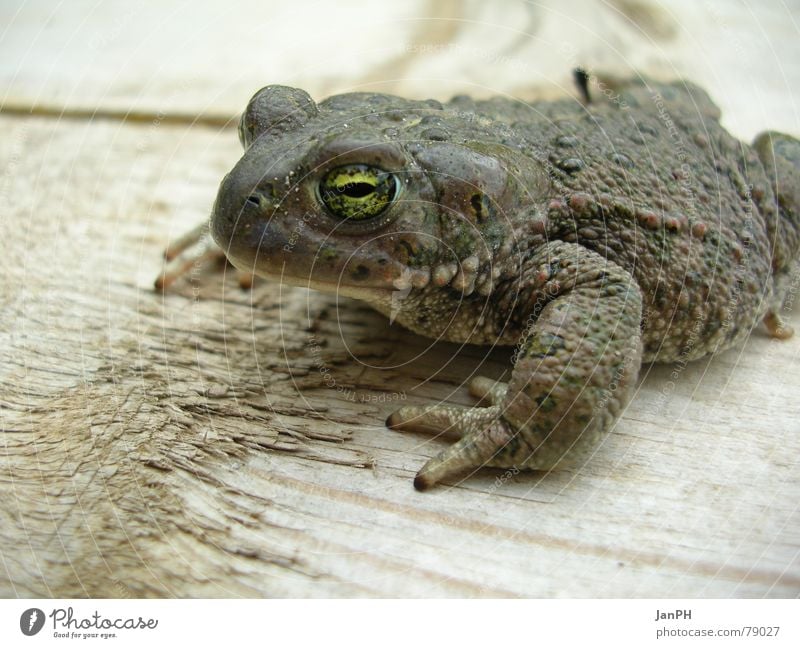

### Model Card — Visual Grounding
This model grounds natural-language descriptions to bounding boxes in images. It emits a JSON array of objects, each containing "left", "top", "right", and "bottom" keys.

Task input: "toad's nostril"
[{"left": 245, "top": 194, "right": 261, "bottom": 207}]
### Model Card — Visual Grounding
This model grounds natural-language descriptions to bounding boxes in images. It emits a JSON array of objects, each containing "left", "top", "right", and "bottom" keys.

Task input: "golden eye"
[{"left": 319, "top": 164, "right": 398, "bottom": 220}]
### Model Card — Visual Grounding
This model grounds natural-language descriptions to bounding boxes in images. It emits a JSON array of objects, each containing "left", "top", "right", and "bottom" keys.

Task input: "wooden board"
[
  {"left": 1, "top": 0, "right": 799, "bottom": 597},
  {"left": 2, "top": 0, "right": 799, "bottom": 140}
]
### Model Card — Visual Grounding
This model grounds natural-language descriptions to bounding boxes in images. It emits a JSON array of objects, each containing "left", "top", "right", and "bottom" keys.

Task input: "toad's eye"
[{"left": 319, "top": 164, "right": 398, "bottom": 220}]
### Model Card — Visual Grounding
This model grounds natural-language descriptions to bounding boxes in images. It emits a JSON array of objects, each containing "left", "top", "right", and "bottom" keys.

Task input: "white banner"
[{"left": 0, "top": 599, "right": 797, "bottom": 647}]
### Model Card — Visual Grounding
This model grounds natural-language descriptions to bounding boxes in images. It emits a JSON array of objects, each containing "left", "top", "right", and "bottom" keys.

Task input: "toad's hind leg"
[{"left": 754, "top": 132, "right": 800, "bottom": 339}]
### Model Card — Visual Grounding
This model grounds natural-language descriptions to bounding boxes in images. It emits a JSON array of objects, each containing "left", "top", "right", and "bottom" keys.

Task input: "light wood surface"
[{"left": 1, "top": 0, "right": 799, "bottom": 597}]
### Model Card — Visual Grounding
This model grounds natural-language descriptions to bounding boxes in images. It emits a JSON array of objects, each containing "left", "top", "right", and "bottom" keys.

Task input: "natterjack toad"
[{"left": 158, "top": 76, "right": 800, "bottom": 490}]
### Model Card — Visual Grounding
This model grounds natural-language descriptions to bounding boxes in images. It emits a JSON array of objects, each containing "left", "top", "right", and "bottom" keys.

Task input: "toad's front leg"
[
  {"left": 389, "top": 241, "right": 643, "bottom": 490},
  {"left": 154, "top": 221, "right": 255, "bottom": 291}
]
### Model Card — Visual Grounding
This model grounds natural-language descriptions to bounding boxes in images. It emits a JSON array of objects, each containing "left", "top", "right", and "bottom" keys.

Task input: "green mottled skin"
[{"left": 204, "top": 78, "right": 800, "bottom": 490}]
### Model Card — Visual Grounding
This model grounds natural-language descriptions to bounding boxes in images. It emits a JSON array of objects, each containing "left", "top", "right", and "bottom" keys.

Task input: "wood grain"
[
  {"left": 2, "top": 0, "right": 799, "bottom": 139},
  {"left": 1, "top": 0, "right": 799, "bottom": 598}
]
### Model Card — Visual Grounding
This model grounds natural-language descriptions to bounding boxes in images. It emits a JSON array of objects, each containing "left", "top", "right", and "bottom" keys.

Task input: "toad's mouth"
[{"left": 223, "top": 248, "right": 400, "bottom": 300}]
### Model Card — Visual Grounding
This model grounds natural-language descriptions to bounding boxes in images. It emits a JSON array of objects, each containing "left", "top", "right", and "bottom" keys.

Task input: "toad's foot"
[
  {"left": 387, "top": 376, "right": 511, "bottom": 488},
  {"left": 388, "top": 404, "right": 518, "bottom": 490},
  {"left": 763, "top": 310, "right": 795, "bottom": 340},
  {"left": 154, "top": 221, "right": 254, "bottom": 291}
]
